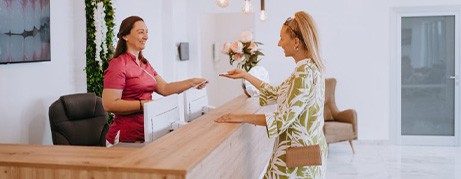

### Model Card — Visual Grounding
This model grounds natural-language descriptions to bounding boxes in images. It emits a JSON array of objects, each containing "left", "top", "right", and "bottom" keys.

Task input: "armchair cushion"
[
  {"left": 324, "top": 121, "right": 354, "bottom": 143},
  {"left": 324, "top": 106, "right": 334, "bottom": 121},
  {"left": 333, "top": 109, "right": 357, "bottom": 135}
]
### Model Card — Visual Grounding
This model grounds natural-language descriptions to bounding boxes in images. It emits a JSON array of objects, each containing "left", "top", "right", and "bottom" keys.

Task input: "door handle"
[{"left": 448, "top": 76, "right": 457, "bottom": 80}]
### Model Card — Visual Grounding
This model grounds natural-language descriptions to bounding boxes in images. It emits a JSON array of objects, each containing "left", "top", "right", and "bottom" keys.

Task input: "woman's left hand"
[
  {"left": 215, "top": 113, "right": 243, "bottom": 123},
  {"left": 219, "top": 68, "right": 248, "bottom": 80}
]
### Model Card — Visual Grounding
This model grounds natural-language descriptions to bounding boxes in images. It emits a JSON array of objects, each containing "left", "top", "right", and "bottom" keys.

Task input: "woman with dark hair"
[
  {"left": 102, "top": 16, "right": 207, "bottom": 145},
  {"left": 217, "top": 11, "right": 327, "bottom": 178}
]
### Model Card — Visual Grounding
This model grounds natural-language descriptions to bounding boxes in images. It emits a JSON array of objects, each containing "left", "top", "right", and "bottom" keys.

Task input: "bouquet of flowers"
[{"left": 221, "top": 31, "right": 264, "bottom": 72}]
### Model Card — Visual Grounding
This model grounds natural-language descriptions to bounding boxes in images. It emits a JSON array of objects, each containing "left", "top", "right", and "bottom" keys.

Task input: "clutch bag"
[{"left": 286, "top": 145, "right": 322, "bottom": 167}]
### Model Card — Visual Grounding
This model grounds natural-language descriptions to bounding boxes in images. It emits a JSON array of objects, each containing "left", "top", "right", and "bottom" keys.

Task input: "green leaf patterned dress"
[{"left": 260, "top": 59, "right": 327, "bottom": 179}]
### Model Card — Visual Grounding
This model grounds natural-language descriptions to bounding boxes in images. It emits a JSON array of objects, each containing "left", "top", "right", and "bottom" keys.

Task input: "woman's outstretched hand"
[
  {"left": 219, "top": 69, "right": 247, "bottom": 80},
  {"left": 190, "top": 78, "right": 208, "bottom": 89},
  {"left": 215, "top": 113, "right": 243, "bottom": 123}
]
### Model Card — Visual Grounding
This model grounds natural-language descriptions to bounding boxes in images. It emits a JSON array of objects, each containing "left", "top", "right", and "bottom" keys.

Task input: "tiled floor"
[{"left": 326, "top": 141, "right": 461, "bottom": 179}]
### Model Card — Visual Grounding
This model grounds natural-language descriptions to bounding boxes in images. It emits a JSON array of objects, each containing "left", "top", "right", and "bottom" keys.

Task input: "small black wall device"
[{"left": 178, "top": 42, "right": 189, "bottom": 61}]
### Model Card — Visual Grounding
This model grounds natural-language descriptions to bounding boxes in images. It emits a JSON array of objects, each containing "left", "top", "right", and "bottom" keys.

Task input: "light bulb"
[
  {"left": 216, "top": 0, "right": 229, "bottom": 8},
  {"left": 260, "top": 10, "right": 267, "bottom": 21},
  {"left": 242, "top": 0, "right": 253, "bottom": 14}
]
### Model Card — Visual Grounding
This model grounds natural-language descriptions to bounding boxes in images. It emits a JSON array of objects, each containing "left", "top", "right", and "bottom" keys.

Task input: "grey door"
[{"left": 400, "top": 15, "right": 458, "bottom": 145}]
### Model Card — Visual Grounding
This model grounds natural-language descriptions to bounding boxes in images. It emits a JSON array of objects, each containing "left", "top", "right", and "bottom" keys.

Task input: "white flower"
[
  {"left": 223, "top": 31, "right": 264, "bottom": 72},
  {"left": 239, "top": 31, "right": 253, "bottom": 43},
  {"left": 94, "top": 1, "right": 107, "bottom": 64},
  {"left": 230, "top": 41, "right": 243, "bottom": 54},
  {"left": 221, "top": 42, "right": 232, "bottom": 54}
]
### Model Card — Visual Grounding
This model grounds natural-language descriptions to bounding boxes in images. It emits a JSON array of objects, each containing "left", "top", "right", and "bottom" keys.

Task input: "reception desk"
[{"left": 0, "top": 95, "right": 275, "bottom": 179}]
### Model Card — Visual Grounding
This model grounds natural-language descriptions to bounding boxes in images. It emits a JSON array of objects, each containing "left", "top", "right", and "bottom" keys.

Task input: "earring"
[{"left": 295, "top": 46, "right": 299, "bottom": 51}]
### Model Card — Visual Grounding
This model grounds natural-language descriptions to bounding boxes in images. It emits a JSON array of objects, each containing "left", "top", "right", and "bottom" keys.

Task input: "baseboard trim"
[{"left": 352, "top": 140, "right": 391, "bottom": 145}]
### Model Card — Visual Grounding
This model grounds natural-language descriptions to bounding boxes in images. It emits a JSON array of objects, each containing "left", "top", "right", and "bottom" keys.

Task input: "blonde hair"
[{"left": 284, "top": 11, "right": 325, "bottom": 73}]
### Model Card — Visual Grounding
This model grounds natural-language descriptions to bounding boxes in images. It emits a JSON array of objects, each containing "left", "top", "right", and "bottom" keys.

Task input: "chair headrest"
[{"left": 60, "top": 93, "right": 99, "bottom": 120}]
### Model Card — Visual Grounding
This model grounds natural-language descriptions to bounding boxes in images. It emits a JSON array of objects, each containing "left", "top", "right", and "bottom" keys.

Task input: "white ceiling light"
[
  {"left": 242, "top": 0, "right": 254, "bottom": 14},
  {"left": 216, "top": 0, "right": 229, "bottom": 8},
  {"left": 259, "top": 0, "right": 266, "bottom": 21},
  {"left": 216, "top": 0, "right": 267, "bottom": 20}
]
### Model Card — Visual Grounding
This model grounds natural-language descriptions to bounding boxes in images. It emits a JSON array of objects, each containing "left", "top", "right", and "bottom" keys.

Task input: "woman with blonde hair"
[{"left": 217, "top": 11, "right": 327, "bottom": 178}]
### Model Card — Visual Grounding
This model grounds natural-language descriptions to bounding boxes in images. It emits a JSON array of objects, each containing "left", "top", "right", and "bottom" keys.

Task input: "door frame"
[{"left": 390, "top": 6, "right": 460, "bottom": 146}]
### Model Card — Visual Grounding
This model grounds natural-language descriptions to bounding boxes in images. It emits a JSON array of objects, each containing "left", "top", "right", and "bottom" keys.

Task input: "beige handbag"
[{"left": 285, "top": 145, "right": 322, "bottom": 167}]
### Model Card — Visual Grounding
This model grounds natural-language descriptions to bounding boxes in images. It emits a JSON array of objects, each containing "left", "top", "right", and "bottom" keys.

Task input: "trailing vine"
[
  {"left": 84, "top": 0, "right": 115, "bottom": 97},
  {"left": 85, "top": 0, "right": 115, "bottom": 123},
  {"left": 102, "top": 0, "right": 115, "bottom": 71}
]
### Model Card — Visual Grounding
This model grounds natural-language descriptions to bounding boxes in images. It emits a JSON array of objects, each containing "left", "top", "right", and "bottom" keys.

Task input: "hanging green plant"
[
  {"left": 84, "top": 0, "right": 115, "bottom": 97},
  {"left": 85, "top": 0, "right": 115, "bottom": 123}
]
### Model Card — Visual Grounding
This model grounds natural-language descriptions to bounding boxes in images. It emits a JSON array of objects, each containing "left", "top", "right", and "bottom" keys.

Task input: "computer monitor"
[{"left": 144, "top": 94, "right": 181, "bottom": 143}]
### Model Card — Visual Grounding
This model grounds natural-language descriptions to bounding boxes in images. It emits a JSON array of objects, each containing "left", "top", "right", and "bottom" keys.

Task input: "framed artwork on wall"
[{"left": 0, "top": 0, "right": 51, "bottom": 64}]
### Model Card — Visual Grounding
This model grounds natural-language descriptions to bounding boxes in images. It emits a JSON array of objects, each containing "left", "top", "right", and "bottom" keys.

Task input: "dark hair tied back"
[{"left": 112, "top": 16, "right": 147, "bottom": 64}]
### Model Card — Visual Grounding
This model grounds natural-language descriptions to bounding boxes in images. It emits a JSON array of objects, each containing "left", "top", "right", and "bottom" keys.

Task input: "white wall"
[
  {"left": 187, "top": 0, "right": 461, "bottom": 141},
  {"left": 0, "top": 0, "right": 86, "bottom": 144}
]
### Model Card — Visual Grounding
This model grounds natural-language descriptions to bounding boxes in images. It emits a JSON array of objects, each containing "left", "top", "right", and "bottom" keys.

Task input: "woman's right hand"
[
  {"left": 219, "top": 69, "right": 248, "bottom": 80},
  {"left": 189, "top": 78, "right": 208, "bottom": 89}
]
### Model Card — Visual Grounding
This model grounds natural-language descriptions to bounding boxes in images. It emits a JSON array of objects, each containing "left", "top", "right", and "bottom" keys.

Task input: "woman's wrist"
[
  {"left": 241, "top": 115, "right": 254, "bottom": 125},
  {"left": 188, "top": 78, "right": 196, "bottom": 88},
  {"left": 251, "top": 116, "right": 256, "bottom": 126},
  {"left": 242, "top": 72, "right": 250, "bottom": 80},
  {"left": 138, "top": 99, "right": 143, "bottom": 111}
]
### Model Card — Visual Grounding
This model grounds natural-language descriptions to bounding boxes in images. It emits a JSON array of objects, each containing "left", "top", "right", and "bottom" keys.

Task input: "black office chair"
[{"left": 49, "top": 93, "right": 108, "bottom": 146}]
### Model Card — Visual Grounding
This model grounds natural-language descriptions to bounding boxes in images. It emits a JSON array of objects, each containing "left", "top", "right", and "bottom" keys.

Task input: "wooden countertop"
[
  {"left": 0, "top": 95, "right": 274, "bottom": 179},
  {"left": 0, "top": 144, "right": 134, "bottom": 169}
]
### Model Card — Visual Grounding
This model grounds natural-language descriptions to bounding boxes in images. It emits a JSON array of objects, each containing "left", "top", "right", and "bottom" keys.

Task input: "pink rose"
[
  {"left": 248, "top": 42, "right": 257, "bottom": 53},
  {"left": 230, "top": 41, "right": 243, "bottom": 53},
  {"left": 239, "top": 31, "right": 253, "bottom": 43},
  {"left": 221, "top": 42, "right": 232, "bottom": 54},
  {"left": 232, "top": 53, "right": 242, "bottom": 61}
]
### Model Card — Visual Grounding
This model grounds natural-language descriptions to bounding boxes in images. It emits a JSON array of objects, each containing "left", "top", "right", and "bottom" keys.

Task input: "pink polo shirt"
[{"left": 104, "top": 52, "right": 158, "bottom": 144}]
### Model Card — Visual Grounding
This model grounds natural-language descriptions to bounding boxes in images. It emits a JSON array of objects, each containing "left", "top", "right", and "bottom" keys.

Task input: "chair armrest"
[
  {"left": 333, "top": 109, "right": 357, "bottom": 138},
  {"left": 99, "top": 123, "right": 109, "bottom": 147}
]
